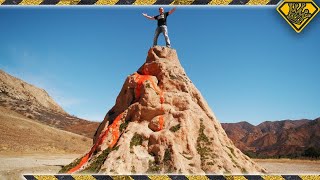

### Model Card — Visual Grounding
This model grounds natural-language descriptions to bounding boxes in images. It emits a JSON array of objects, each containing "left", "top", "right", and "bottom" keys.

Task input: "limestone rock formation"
[{"left": 60, "top": 46, "right": 266, "bottom": 174}]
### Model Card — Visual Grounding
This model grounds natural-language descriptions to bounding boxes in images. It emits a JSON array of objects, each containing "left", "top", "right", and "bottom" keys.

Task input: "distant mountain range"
[{"left": 222, "top": 118, "right": 320, "bottom": 158}]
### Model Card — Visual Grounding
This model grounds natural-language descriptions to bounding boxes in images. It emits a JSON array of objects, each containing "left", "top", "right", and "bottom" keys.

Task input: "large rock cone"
[{"left": 60, "top": 46, "right": 266, "bottom": 174}]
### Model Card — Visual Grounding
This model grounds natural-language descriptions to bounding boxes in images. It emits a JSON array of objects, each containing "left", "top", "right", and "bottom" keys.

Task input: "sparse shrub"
[
  {"left": 198, "top": 119, "right": 209, "bottom": 143},
  {"left": 130, "top": 133, "right": 143, "bottom": 148},
  {"left": 169, "top": 124, "right": 181, "bottom": 132},
  {"left": 119, "top": 119, "right": 129, "bottom": 132},
  {"left": 59, "top": 156, "right": 83, "bottom": 173},
  {"left": 196, "top": 118, "right": 221, "bottom": 172},
  {"left": 304, "top": 147, "right": 320, "bottom": 158},
  {"left": 81, "top": 145, "right": 119, "bottom": 173},
  {"left": 81, "top": 148, "right": 112, "bottom": 173},
  {"left": 197, "top": 118, "right": 214, "bottom": 166},
  {"left": 113, "top": 145, "right": 120, "bottom": 151},
  {"left": 244, "top": 151, "right": 260, "bottom": 158},
  {"left": 164, "top": 149, "right": 171, "bottom": 162},
  {"left": 147, "top": 160, "right": 161, "bottom": 173}
]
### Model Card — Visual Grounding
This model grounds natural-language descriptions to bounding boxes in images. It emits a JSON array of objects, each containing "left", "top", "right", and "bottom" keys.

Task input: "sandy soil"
[
  {"left": 1, "top": 154, "right": 319, "bottom": 180},
  {"left": 0, "top": 153, "right": 80, "bottom": 180},
  {"left": 254, "top": 159, "right": 320, "bottom": 174},
  {"left": 0, "top": 106, "right": 93, "bottom": 180},
  {"left": 0, "top": 107, "right": 92, "bottom": 154}
]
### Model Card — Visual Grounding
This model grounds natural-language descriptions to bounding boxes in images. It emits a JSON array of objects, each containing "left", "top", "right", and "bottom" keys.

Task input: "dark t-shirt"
[{"left": 154, "top": 12, "right": 169, "bottom": 27}]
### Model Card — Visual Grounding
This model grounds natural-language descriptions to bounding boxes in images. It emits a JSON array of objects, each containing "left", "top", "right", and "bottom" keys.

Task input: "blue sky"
[{"left": 0, "top": 5, "right": 319, "bottom": 125}]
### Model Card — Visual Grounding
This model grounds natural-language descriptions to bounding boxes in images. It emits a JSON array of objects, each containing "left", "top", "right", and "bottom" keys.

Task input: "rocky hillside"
[
  {"left": 0, "top": 106, "right": 91, "bottom": 154},
  {"left": 60, "top": 46, "right": 265, "bottom": 174},
  {"left": 222, "top": 118, "right": 320, "bottom": 158},
  {"left": 0, "top": 70, "right": 65, "bottom": 113},
  {"left": 0, "top": 70, "right": 99, "bottom": 138}
]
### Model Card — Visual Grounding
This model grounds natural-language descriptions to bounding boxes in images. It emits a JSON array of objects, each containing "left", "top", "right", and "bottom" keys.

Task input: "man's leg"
[
  {"left": 153, "top": 27, "right": 161, "bottom": 47},
  {"left": 161, "top": 26, "right": 171, "bottom": 47}
]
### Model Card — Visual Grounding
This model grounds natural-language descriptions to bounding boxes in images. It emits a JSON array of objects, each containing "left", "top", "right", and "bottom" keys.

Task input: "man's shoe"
[{"left": 166, "top": 45, "right": 171, "bottom": 48}]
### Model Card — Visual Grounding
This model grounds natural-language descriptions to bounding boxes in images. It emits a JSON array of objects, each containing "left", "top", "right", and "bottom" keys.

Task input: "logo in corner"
[{"left": 277, "top": 0, "right": 319, "bottom": 33}]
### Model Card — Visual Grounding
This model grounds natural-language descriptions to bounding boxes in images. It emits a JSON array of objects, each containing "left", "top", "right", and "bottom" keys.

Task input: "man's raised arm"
[
  {"left": 142, "top": 13, "right": 155, "bottom": 20},
  {"left": 168, "top": 7, "right": 177, "bottom": 15}
]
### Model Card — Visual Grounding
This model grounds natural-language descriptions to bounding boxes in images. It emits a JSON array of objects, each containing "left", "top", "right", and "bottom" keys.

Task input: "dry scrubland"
[
  {"left": 0, "top": 107, "right": 91, "bottom": 154},
  {"left": 0, "top": 106, "right": 91, "bottom": 179}
]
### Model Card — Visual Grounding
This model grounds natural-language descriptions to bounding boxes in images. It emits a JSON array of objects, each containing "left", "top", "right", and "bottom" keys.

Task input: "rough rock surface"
[{"left": 61, "top": 46, "right": 266, "bottom": 174}]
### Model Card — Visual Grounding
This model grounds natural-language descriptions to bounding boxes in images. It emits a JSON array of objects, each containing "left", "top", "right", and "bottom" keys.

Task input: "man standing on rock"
[{"left": 142, "top": 7, "right": 176, "bottom": 48}]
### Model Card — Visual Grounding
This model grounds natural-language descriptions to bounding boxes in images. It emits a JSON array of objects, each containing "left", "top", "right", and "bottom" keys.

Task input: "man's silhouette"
[{"left": 142, "top": 7, "right": 177, "bottom": 48}]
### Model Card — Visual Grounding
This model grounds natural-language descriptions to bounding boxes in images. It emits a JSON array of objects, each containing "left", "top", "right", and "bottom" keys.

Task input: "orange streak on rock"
[
  {"left": 134, "top": 73, "right": 165, "bottom": 131},
  {"left": 67, "top": 113, "right": 123, "bottom": 173},
  {"left": 159, "top": 91, "right": 164, "bottom": 104},
  {"left": 67, "top": 153, "right": 90, "bottom": 173},
  {"left": 68, "top": 72, "right": 164, "bottom": 173},
  {"left": 108, "top": 113, "right": 122, "bottom": 148},
  {"left": 134, "top": 73, "right": 150, "bottom": 100},
  {"left": 158, "top": 115, "right": 164, "bottom": 131}
]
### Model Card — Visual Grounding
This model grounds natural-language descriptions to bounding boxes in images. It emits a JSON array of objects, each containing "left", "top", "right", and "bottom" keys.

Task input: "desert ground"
[
  {"left": 254, "top": 158, "right": 320, "bottom": 174},
  {"left": 0, "top": 154, "right": 319, "bottom": 180},
  {"left": 0, "top": 153, "right": 80, "bottom": 180},
  {"left": 0, "top": 106, "right": 91, "bottom": 180}
]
